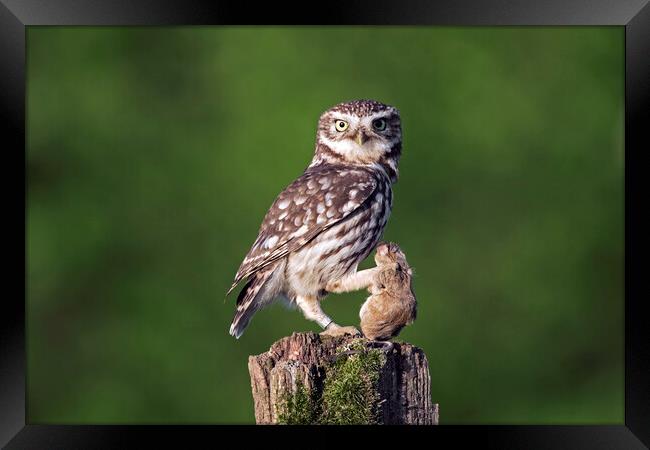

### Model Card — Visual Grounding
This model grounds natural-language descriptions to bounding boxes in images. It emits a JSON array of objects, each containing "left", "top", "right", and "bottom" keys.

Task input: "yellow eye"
[{"left": 335, "top": 120, "right": 349, "bottom": 132}]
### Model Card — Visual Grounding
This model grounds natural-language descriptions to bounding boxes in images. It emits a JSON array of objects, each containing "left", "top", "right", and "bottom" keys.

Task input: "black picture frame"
[{"left": 1, "top": 1, "right": 648, "bottom": 448}]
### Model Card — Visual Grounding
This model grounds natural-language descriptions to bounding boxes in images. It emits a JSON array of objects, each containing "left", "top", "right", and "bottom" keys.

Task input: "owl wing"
[{"left": 227, "top": 165, "right": 380, "bottom": 295}]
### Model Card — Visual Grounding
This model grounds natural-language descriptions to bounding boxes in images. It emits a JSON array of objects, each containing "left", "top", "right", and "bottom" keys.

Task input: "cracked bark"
[{"left": 248, "top": 332, "right": 439, "bottom": 424}]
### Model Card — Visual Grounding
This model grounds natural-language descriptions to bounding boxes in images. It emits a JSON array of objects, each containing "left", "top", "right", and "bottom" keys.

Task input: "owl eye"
[
  {"left": 334, "top": 120, "right": 349, "bottom": 132},
  {"left": 372, "top": 118, "right": 387, "bottom": 131}
]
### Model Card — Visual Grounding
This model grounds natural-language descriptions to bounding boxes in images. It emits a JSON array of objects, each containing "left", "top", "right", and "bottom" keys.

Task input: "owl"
[{"left": 227, "top": 99, "right": 402, "bottom": 338}]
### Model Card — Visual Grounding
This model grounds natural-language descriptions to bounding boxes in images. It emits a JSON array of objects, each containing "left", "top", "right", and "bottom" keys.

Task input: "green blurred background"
[{"left": 27, "top": 26, "right": 624, "bottom": 424}]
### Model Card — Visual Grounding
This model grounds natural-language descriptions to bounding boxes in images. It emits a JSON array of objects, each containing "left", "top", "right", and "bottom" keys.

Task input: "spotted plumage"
[{"left": 228, "top": 99, "right": 402, "bottom": 338}]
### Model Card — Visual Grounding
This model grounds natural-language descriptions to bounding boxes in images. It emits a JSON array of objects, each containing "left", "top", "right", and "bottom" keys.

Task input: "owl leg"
[
  {"left": 326, "top": 268, "right": 379, "bottom": 294},
  {"left": 295, "top": 295, "right": 335, "bottom": 329},
  {"left": 295, "top": 295, "right": 361, "bottom": 336}
]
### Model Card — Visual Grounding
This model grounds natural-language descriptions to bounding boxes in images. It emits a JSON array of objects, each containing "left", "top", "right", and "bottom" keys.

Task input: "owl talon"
[
  {"left": 325, "top": 280, "right": 341, "bottom": 292},
  {"left": 320, "top": 324, "right": 361, "bottom": 337}
]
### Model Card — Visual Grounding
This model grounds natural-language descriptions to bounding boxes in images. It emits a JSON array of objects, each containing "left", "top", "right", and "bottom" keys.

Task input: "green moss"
[
  {"left": 276, "top": 340, "right": 386, "bottom": 425},
  {"left": 320, "top": 342, "right": 385, "bottom": 425},
  {"left": 277, "top": 382, "right": 320, "bottom": 425}
]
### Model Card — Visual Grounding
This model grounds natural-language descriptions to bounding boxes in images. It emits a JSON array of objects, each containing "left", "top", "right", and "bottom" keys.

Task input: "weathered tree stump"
[{"left": 248, "top": 332, "right": 439, "bottom": 425}]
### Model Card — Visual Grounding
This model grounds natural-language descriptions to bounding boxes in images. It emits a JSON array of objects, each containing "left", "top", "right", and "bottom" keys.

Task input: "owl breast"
[{"left": 285, "top": 179, "right": 392, "bottom": 298}]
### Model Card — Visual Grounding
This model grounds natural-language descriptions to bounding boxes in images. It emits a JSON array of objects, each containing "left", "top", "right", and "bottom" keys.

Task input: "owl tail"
[{"left": 229, "top": 264, "right": 277, "bottom": 339}]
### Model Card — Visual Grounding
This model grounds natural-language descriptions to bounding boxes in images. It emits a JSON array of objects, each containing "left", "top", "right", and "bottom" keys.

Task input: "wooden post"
[{"left": 248, "top": 332, "right": 439, "bottom": 425}]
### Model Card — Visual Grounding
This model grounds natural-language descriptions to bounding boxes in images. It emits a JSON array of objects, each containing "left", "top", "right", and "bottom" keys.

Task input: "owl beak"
[{"left": 355, "top": 131, "right": 369, "bottom": 146}]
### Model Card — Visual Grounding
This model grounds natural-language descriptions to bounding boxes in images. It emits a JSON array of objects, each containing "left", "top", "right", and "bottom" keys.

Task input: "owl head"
[{"left": 312, "top": 99, "right": 402, "bottom": 182}]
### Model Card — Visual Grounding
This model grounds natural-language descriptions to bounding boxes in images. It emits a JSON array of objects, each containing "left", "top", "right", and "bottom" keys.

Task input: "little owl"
[{"left": 227, "top": 99, "right": 402, "bottom": 338}]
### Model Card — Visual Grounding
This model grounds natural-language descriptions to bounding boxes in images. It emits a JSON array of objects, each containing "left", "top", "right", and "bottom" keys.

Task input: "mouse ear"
[{"left": 376, "top": 242, "right": 389, "bottom": 256}]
